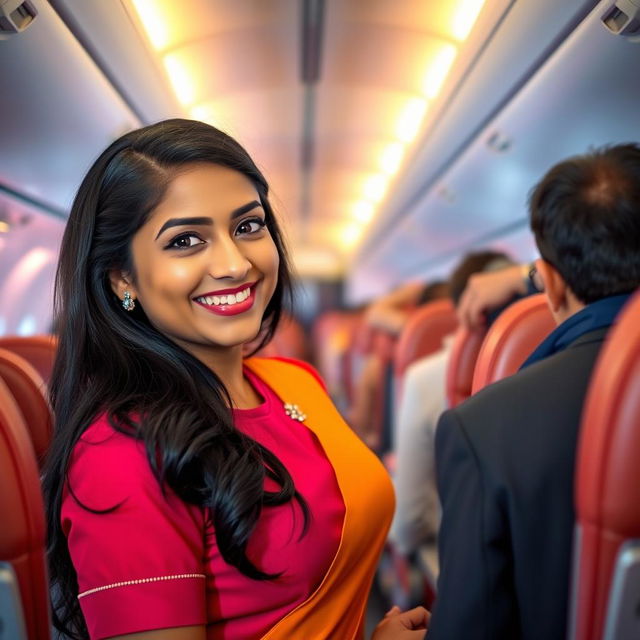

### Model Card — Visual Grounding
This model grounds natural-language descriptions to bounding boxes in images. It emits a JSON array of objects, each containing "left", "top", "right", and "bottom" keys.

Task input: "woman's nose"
[{"left": 208, "top": 235, "right": 251, "bottom": 280}]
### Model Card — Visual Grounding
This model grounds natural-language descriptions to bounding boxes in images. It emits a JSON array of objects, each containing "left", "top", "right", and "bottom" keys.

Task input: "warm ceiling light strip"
[
  {"left": 395, "top": 98, "right": 428, "bottom": 144},
  {"left": 340, "top": 222, "right": 362, "bottom": 249},
  {"left": 423, "top": 43, "right": 458, "bottom": 99},
  {"left": 131, "top": 0, "right": 200, "bottom": 109},
  {"left": 362, "top": 174, "right": 388, "bottom": 203},
  {"left": 353, "top": 201, "right": 375, "bottom": 223},
  {"left": 451, "top": 0, "right": 487, "bottom": 41},
  {"left": 190, "top": 104, "right": 221, "bottom": 127},
  {"left": 379, "top": 142, "right": 405, "bottom": 175},
  {"left": 130, "top": 0, "right": 171, "bottom": 51},
  {"left": 163, "top": 54, "right": 197, "bottom": 106},
  {"left": 349, "top": 0, "right": 487, "bottom": 251}
]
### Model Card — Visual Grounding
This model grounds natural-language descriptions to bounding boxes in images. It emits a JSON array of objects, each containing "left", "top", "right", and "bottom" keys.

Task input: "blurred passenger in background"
[
  {"left": 365, "top": 280, "right": 451, "bottom": 335},
  {"left": 430, "top": 143, "right": 640, "bottom": 640},
  {"left": 456, "top": 261, "right": 535, "bottom": 329},
  {"left": 348, "top": 281, "right": 450, "bottom": 446},
  {"left": 390, "top": 251, "right": 514, "bottom": 556}
]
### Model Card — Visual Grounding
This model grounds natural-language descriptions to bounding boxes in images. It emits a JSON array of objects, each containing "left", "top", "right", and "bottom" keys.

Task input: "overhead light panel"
[
  {"left": 190, "top": 103, "right": 221, "bottom": 127},
  {"left": 395, "top": 98, "right": 428, "bottom": 143},
  {"left": 339, "top": 223, "right": 362, "bottom": 250},
  {"left": 352, "top": 201, "right": 375, "bottom": 223},
  {"left": 130, "top": 0, "right": 171, "bottom": 50},
  {"left": 422, "top": 43, "right": 458, "bottom": 99},
  {"left": 379, "top": 142, "right": 405, "bottom": 175},
  {"left": 362, "top": 174, "right": 388, "bottom": 202},
  {"left": 451, "top": 0, "right": 487, "bottom": 41},
  {"left": 163, "top": 53, "right": 197, "bottom": 106}
]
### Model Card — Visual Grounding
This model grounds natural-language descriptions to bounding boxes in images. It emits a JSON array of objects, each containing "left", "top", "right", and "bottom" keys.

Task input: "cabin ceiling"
[
  {"left": 118, "top": 0, "right": 507, "bottom": 258},
  {"left": 2, "top": 0, "right": 636, "bottom": 305},
  {"left": 32, "top": 0, "right": 512, "bottom": 276}
]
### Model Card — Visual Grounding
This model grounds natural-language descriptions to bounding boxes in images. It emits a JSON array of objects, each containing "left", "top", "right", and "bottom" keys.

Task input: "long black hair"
[{"left": 42, "top": 119, "right": 305, "bottom": 638}]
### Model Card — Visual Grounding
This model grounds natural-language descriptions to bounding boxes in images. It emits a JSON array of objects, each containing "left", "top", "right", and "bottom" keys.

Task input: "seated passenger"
[
  {"left": 348, "top": 281, "right": 450, "bottom": 448},
  {"left": 390, "top": 251, "right": 514, "bottom": 555},
  {"left": 364, "top": 280, "right": 451, "bottom": 336},
  {"left": 42, "top": 119, "right": 426, "bottom": 640},
  {"left": 429, "top": 143, "right": 640, "bottom": 640}
]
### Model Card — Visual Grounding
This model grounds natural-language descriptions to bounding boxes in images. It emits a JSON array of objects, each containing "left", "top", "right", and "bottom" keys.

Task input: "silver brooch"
[{"left": 284, "top": 403, "right": 306, "bottom": 422}]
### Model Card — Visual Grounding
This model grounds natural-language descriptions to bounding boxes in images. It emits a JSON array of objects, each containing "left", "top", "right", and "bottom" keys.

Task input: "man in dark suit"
[{"left": 427, "top": 144, "right": 640, "bottom": 640}]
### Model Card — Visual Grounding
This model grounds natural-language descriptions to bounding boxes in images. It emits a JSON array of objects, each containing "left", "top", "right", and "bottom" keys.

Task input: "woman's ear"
[
  {"left": 108, "top": 270, "right": 137, "bottom": 303},
  {"left": 536, "top": 259, "right": 568, "bottom": 315}
]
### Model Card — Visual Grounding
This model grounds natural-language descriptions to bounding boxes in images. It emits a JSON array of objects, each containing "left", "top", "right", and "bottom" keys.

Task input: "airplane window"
[{"left": 16, "top": 313, "right": 36, "bottom": 336}]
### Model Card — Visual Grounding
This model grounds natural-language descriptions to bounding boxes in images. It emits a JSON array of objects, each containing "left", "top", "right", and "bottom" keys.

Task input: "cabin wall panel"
[{"left": 0, "top": 0, "right": 140, "bottom": 214}]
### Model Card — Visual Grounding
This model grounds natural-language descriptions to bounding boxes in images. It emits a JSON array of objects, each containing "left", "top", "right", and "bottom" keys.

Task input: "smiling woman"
[
  {"left": 111, "top": 164, "right": 280, "bottom": 365},
  {"left": 41, "top": 119, "right": 415, "bottom": 640}
]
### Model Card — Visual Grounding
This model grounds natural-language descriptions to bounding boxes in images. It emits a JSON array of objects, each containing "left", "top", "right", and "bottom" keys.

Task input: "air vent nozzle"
[
  {"left": 601, "top": 0, "right": 640, "bottom": 36},
  {"left": 0, "top": 0, "right": 36, "bottom": 36}
]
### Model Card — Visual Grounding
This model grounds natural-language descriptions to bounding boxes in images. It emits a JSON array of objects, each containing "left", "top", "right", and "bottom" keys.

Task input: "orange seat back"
[
  {"left": 445, "top": 326, "right": 488, "bottom": 408},
  {"left": 0, "top": 335, "right": 58, "bottom": 385},
  {"left": 0, "top": 378, "right": 51, "bottom": 639},
  {"left": 0, "top": 348, "right": 52, "bottom": 467},
  {"left": 569, "top": 292, "right": 640, "bottom": 640},
  {"left": 471, "top": 294, "right": 554, "bottom": 393}
]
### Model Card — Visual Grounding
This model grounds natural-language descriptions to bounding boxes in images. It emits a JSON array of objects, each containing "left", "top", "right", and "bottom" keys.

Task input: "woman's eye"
[
  {"left": 236, "top": 218, "right": 266, "bottom": 235},
  {"left": 167, "top": 233, "right": 204, "bottom": 250}
]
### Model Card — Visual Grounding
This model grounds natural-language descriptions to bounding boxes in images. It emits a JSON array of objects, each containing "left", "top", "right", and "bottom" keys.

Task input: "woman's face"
[{"left": 115, "top": 163, "right": 279, "bottom": 361}]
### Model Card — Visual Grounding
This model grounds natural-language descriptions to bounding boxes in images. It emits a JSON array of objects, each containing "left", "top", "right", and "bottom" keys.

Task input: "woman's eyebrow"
[
  {"left": 155, "top": 216, "right": 212, "bottom": 239},
  {"left": 154, "top": 201, "right": 262, "bottom": 239},
  {"left": 230, "top": 200, "right": 262, "bottom": 220}
]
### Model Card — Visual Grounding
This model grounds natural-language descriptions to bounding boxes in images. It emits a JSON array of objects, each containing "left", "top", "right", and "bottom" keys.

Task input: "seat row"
[
  {"left": 1, "top": 290, "right": 639, "bottom": 639},
  {"left": 312, "top": 292, "right": 640, "bottom": 640}
]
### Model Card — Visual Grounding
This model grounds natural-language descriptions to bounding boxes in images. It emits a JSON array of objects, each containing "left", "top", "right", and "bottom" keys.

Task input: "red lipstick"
[{"left": 193, "top": 282, "right": 257, "bottom": 316}]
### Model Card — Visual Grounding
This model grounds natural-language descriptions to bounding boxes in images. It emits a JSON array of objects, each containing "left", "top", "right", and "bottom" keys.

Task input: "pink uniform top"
[{"left": 62, "top": 366, "right": 345, "bottom": 639}]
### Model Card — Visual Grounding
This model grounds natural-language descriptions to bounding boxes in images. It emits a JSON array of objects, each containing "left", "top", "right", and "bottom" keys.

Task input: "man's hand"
[
  {"left": 457, "top": 264, "right": 528, "bottom": 329},
  {"left": 371, "top": 605, "right": 430, "bottom": 639}
]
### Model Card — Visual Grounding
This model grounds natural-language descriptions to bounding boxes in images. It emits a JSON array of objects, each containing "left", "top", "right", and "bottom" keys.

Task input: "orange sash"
[{"left": 244, "top": 357, "right": 395, "bottom": 640}]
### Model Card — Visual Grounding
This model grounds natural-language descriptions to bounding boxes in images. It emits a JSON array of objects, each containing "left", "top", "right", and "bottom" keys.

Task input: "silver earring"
[{"left": 122, "top": 290, "right": 136, "bottom": 311}]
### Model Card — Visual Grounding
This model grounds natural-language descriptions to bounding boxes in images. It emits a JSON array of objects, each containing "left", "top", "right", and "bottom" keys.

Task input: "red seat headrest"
[
  {"left": 471, "top": 294, "right": 555, "bottom": 393},
  {"left": 0, "top": 335, "right": 58, "bottom": 385},
  {"left": 0, "top": 348, "right": 52, "bottom": 467}
]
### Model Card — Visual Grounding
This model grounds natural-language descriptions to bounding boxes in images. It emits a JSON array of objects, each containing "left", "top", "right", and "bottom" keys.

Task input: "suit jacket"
[{"left": 428, "top": 328, "right": 609, "bottom": 640}]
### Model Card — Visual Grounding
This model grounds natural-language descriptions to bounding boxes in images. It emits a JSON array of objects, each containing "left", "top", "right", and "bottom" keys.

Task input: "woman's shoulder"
[{"left": 66, "top": 413, "right": 154, "bottom": 508}]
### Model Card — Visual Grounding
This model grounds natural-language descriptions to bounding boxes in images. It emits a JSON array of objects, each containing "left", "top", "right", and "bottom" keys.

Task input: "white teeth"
[{"left": 197, "top": 286, "right": 251, "bottom": 307}]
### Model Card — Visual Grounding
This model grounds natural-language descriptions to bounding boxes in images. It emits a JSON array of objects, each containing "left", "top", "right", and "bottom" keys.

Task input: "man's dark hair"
[
  {"left": 449, "top": 251, "right": 513, "bottom": 306},
  {"left": 529, "top": 143, "right": 640, "bottom": 304}
]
